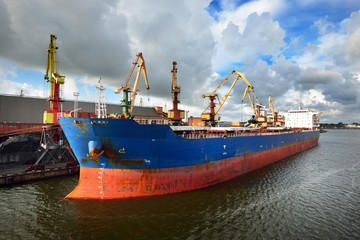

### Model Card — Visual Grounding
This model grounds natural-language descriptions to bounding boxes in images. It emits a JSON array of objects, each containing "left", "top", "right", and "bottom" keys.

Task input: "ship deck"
[{"left": 170, "top": 125, "right": 316, "bottom": 139}]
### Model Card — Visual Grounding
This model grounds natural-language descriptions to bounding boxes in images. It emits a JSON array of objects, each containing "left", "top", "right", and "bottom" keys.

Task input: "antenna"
[
  {"left": 96, "top": 78, "right": 107, "bottom": 118},
  {"left": 73, "top": 92, "right": 80, "bottom": 118}
]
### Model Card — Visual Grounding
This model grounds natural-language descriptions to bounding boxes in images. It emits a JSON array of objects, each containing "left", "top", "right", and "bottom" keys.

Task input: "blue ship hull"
[{"left": 59, "top": 118, "right": 320, "bottom": 199}]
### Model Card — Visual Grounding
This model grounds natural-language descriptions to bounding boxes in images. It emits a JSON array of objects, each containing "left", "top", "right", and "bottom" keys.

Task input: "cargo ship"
[
  {"left": 59, "top": 106, "right": 320, "bottom": 199},
  {"left": 59, "top": 58, "right": 320, "bottom": 200}
]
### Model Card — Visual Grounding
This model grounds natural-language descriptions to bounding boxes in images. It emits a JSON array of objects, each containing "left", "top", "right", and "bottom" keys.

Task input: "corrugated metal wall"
[{"left": 0, "top": 95, "right": 121, "bottom": 123}]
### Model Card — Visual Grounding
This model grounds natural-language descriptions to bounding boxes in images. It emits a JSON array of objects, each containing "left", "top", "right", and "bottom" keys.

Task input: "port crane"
[
  {"left": 241, "top": 79, "right": 269, "bottom": 125},
  {"left": 168, "top": 61, "right": 185, "bottom": 125},
  {"left": 114, "top": 52, "right": 150, "bottom": 116},
  {"left": 201, "top": 70, "right": 252, "bottom": 125},
  {"left": 268, "top": 95, "right": 278, "bottom": 124},
  {"left": 43, "top": 34, "right": 66, "bottom": 124},
  {"left": 241, "top": 85, "right": 260, "bottom": 116},
  {"left": 267, "top": 95, "right": 284, "bottom": 126},
  {"left": 31, "top": 35, "right": 77, "bottom": 170}
]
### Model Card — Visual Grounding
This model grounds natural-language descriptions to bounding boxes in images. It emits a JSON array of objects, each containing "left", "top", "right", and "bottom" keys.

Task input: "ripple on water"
[{"left": 0, "top": 130, "right": 359, "bottom": 239}]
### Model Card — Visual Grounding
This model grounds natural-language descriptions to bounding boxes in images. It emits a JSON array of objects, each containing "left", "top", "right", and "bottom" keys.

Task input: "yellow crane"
[
  {"left": 114, "top": 52, "right": 150, "bottom": 116},
  {"left": 43, "top": 34, "right": 66, "bottom": 124},
  {"left": 268, "top": 95, "right": 284, "bottom": 126},
  {"left": 268, "top": 95, "right": 277, "bottom": 119},
  {"left": 240, "top": 77, "right": 268, "bottom": 125},
  {"left": 241, "top": 85, "right": 261, "bottom": 116},
  {"left": 201, "top": 70, "right": 252, "bottom": 124},
  {"left": 240, "top": 77, "right": 267, "bottom": 116},
  {"left": 268, "top": 95, "right": 278, "bottom": 125},
  {"left": 316, "top": 112, "right": 322, "bottom": 120}
]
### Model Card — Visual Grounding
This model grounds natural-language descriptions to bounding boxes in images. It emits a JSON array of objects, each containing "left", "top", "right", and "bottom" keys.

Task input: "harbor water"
[{"left": 0, "top": 129, "right": 359, "bottom": 239}]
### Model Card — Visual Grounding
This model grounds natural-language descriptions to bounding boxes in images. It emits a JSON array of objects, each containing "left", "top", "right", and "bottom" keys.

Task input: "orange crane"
[
  {"left": 201, "top": 70, "right": 251, "bottom": 125},
  {"left": 168, "top": 61, "right": 185, "bottom": 125},
  {"left": 114, "top": 52, "right": 150, "bottom": 116}
]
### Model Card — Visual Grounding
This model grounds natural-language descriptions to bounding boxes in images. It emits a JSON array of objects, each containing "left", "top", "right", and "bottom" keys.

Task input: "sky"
[{"left": 0, "top": 0, "right": 359, "bottom": 124}]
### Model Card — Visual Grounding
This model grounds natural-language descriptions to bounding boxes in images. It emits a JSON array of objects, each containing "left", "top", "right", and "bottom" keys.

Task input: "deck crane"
[
  {"left": 168, "top": 61, "right": 185, "bottom": 125},
  {"left": 43, "top": 34, "right": 67, "bottom": 124},
  {"left": 114, "top": 52, "right": 150, "bottom": 116},
  {"left": 201, "top": 70, "right": 250, "bottom": 125}
]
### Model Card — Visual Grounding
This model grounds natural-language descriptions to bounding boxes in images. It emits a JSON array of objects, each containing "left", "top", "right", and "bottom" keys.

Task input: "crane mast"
[
  {"left": 168, "top": 61, "right": 184, "bottom": 125},
  {"left": 114, "top": 52, "right": 150, "bottom": 116},
  {"left": 43, "top": 34, "right": 66, "bottom": 124}
]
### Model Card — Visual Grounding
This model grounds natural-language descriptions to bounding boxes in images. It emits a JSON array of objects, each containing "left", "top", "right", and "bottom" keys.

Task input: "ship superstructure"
[{"left": 283, "top": 107, "right": 320, "bottom": 129}]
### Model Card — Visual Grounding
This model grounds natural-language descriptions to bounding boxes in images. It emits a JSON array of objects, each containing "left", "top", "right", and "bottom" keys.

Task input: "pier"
[{"left": 0, "top": 162, "right": 79, "bottom": 186}]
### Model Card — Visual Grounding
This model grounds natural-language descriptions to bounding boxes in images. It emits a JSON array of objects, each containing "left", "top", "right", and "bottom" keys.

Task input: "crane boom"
[
  {"left": 316, "top": 112, "right": 322, "bottom": 120},
  {"left": 242, "top": 86, "right": 255, "bottom": 115},
  {"left": 241, "top": 85, "right": 261, "bottom": 116},
  {"left": 207, "top": 71, "right": 236, "bottom": 96},
  {"left": 130, "top": 53, "right": 149, "bottom": 113},
  {"left": 124, "top": 54, "right": 141, "bottom": 87},
  {"left": 215, "top": 75, "right": 240, "bottom": 115},
  {"left": 234, "top": 71, "right": 253, "bottom": 88}
]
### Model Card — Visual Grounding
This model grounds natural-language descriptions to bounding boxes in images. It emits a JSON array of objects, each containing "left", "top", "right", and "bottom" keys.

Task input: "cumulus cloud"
[
  {"left": 0, "top": 0, "right": 216, "bottom": 106},
  {"left": 312, "top": 17, "right": 335, "bottom": 35},
  {"left": 211, "top": 0, "right": 286, "bottom": 39},
  {"left": 197, "top": 4, "right": 359, "bottom": 123},
  {"left": 114, "top": 0, "right": 215, "bottom": 104},
  {"left": 2, "top": 0, "right": 130, "bottom": 80},
  {"left": 62, "top": 76, "right": 79, "bottom": 100},
  {"left": 0, "top": 0, "right": 359, "bottom": 123},
  {"left": 213, "top": 12, "right": 285, "bottom": 71},
  {"left": 0, "top": 58, "right": 17, "bottom": 78},
  {"left": 0, "top": 78, "right": 45, "bottom": 97}
]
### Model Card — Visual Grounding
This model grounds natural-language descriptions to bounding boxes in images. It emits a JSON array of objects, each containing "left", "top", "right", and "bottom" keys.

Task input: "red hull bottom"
[{"left": 65, "top": 137, "right": 319, "bottom": 200}]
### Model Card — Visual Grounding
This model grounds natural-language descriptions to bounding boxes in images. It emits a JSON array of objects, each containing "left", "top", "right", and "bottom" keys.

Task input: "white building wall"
[{"left": 283, "top": 110, "right": 318, "bottom": 128}]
